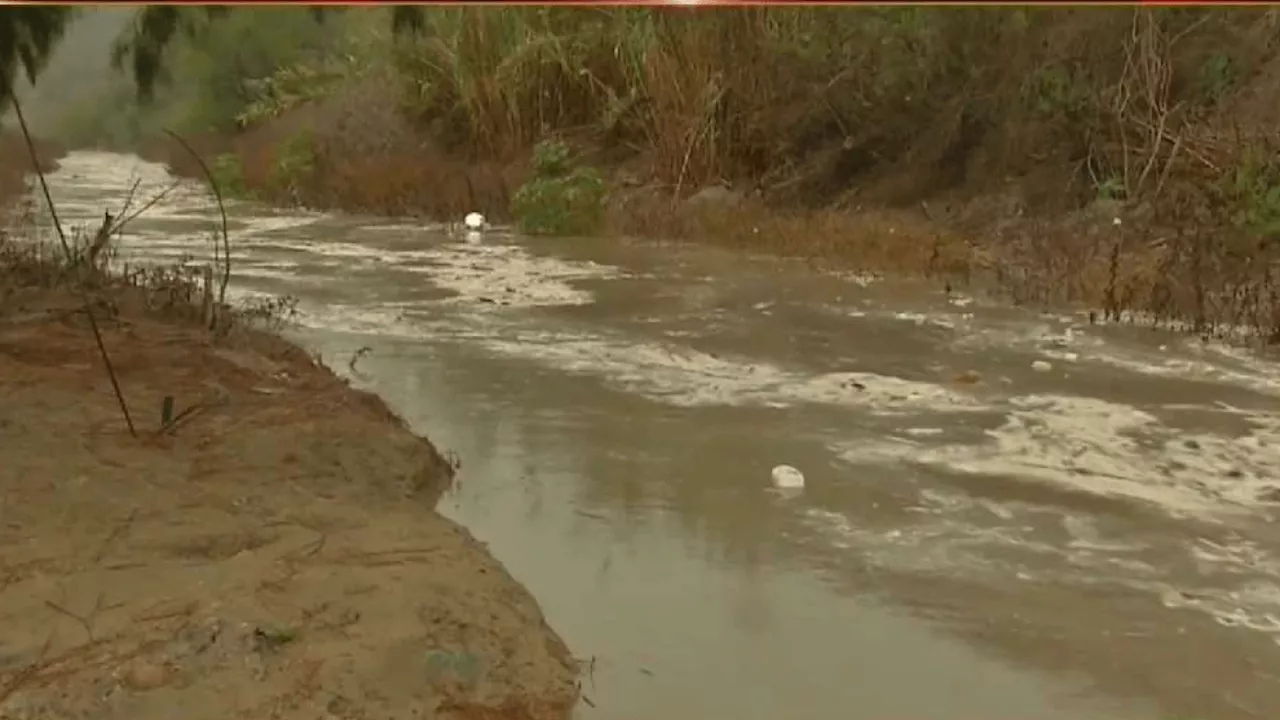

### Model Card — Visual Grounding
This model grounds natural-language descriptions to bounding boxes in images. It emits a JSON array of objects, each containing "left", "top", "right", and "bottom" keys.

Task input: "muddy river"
[{"left": 29, "top": 151, "right": 1280, "bottom": 720}]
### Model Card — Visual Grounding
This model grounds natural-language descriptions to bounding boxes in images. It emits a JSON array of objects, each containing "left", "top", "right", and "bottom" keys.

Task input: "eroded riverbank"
[
  {"left": 0, "top": 200, "right": 579, "bottom": 718},
  {"left": 20, "top": 150, "right": 1280, "bottom": 720}
]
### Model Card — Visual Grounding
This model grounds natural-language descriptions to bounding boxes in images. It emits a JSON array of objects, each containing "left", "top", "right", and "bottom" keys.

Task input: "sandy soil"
[{"left": 0, "top": 280, "right": 580, "bottom": 719}]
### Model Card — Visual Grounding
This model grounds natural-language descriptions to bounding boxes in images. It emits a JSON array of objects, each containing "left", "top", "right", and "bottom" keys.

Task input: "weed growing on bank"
[
  {"left": 210, "top": 153, "right": 252, "bottom": 200},
  {"left": 0, "top": 129, "right": 296, "bottom": 343}
]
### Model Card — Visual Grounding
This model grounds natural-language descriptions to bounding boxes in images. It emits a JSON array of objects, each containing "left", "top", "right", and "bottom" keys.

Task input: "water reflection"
[{"left": 296, "top": 328, "right": 1159, "bottom": 720}]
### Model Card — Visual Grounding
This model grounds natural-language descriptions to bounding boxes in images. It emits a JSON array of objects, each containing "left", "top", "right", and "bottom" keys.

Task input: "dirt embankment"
[{"left": 0, "top": 147, "right": 580, "bottom": 719}]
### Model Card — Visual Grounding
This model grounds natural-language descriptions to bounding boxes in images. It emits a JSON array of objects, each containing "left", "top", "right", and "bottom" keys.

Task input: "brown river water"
[{"left": 31, "top": 151, "right": 1280, "bottom": 720}]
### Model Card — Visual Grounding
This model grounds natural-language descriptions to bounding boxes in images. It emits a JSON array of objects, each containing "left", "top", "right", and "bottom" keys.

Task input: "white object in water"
[
  {"left": 1031, "top": 360, "right": 1053, "bottom": 372},
  {"left": 771, "top": 464, "right": 805, "bottom": 489},
  {"left": 464, "top": 212, "right": 486, "bottom": 230}
]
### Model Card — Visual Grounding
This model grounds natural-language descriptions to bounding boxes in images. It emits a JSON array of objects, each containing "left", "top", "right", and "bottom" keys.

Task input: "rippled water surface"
[{"left": 29, "top": 151, "right": 1280, "bottom": 720}]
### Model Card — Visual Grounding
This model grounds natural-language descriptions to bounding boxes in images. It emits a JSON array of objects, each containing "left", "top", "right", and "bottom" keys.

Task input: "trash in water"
[
  {"left": 771, "top": 464, "right": 805, "bottom": 489},
  {"left": 1031, "top": 360, "right": 1053, "bottom": 372},
  {"left": 464, "top": 212, "right": 486, "bottom": 230}
]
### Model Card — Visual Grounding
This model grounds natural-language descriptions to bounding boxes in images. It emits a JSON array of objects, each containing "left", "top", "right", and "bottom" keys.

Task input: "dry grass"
[
  {"left": 605, "top": 185, "right": 967, "bottom": 275},
  {"left": 126, "top": 7, "right": 1280, "bottom": 344}
]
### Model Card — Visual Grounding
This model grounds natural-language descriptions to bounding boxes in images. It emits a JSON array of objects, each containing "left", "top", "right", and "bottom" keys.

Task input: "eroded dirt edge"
[{"left": 0, "top": 283, "right": 580, "bottom": 720}]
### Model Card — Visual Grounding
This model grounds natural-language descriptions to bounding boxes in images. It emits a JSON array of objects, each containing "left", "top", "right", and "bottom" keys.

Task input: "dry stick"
[
  {"left": 9, "top": 96, "right": 137, "bottom": 437},
  {"left": 115, "top": 177, "right": 143, "bottom": 225},
  {"left": 112, "top": 180, "right": 181, "bottom": 236},
  {"left": 43, "top": 599, "right": 97, "bottom": 642},
  {"left": 161, "top": 130, "right": 232, "bottom": 312}
]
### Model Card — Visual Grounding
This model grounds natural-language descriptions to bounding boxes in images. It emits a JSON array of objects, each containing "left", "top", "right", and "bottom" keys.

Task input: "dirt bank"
[{"left": 0, "top": 233, "right": 580, "bottom": 717}]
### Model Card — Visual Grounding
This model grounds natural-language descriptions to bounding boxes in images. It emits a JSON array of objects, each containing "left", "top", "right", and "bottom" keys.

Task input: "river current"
[{"left": 28, "top": 151, "right": 1280, "bottom": 720}]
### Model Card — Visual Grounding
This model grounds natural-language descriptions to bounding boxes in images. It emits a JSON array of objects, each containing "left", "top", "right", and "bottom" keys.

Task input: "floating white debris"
[
  {"left": 464, "top": 212, "right": 487, "bottom": 230},
  {"left": 1031, "top": 360, "right": 1053, "bottom": 372},
  {"left": 905, "top": 427, "right": 944, "bottom": 437},
  {"left": 771, "top": 464, "right": 805, "bottom": 489}
]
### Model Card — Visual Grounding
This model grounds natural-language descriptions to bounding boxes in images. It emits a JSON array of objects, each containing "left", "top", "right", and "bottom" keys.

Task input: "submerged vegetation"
[{"left": 8, "top": 6, "right": 1280, "bottom": 340}]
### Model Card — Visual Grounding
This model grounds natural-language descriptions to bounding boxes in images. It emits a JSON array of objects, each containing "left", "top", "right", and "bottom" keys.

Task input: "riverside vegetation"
[{"left": 15, "top": 6, "right": 1280, "bottom": 342}]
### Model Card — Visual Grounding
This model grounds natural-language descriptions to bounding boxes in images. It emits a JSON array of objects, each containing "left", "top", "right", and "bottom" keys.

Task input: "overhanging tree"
[
  {"left": 0, "top": 6, "right": 425, "bottom": 104},
  {"left": 0, "top": 7, "right": 76, "bottom": 101}
]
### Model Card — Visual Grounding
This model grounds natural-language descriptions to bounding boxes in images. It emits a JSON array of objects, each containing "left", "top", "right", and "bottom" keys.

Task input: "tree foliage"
[
  {"left": 0, "top": 5, "right": 425, "bottom": 103},
  {"left": 110, "top": 6, "right": 424, "bottom": 101},
  {"left": 0, "top": 7, "right": 75, "bottom": 100}
]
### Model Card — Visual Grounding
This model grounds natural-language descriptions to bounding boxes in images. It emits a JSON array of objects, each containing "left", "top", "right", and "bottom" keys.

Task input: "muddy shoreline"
[{"left": 0, "top": 214, "right": 581, "bottom": 717}]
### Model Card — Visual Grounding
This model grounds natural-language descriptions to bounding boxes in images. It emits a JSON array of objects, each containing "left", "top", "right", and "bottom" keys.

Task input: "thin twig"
[
  {"left": 112, "top": 179, "right": 180, "bottom": 235},
  {"left": 156, "top": 394, "right": 224, "bottom": 436},
  {"left": 161, "top": 129, "right": 232, "bottom": 312},
  {"left": 43, "top": 594, "right": 105, "bottom": 643},
  {"left": 9, "top": 95, "right": 136, "bottom": 437},
  {"left": 94, "top": 509, "right": 138, "bottom": 564},
  {"left": 348, "top": 346, "right": 372, "bottom": 374},
  {"left": 115, "top": 177, "right": 143, "bottom": 224}
]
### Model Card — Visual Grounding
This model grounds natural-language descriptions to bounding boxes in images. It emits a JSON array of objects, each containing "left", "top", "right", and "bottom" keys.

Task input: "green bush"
[
  {"left": 1228, "top": 154, "right": 1280, "bottom": 243},
  {"left": 210, "top": 153, "right": 252, "bottom": 199},
  {"left": 268, "top": 130, "right": 318, "bottom": 205},
  {"left": 511, "top": 139, "right": 607, "bottom": 236}
]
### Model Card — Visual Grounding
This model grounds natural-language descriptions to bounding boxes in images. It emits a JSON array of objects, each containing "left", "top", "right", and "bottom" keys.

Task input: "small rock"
[
  {"left": 123, "top": 661, "right": 169, "bottom": 691},
  {"left": 1031, "top": 360, "right": 1053, "bottom": 372},
  {"left": 684, "top": 185, "right": 744, "bottom": 212}
]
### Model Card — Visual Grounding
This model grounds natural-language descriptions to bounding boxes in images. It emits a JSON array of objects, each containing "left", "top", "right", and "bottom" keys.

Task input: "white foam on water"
[
  {"left": 1159, "top": 581, "right": 1280, "bottom": 634},
  {"left": 399, "top": 242, "right": 622, "bottom": 308},
  {"left": 240, "top": 237, "right": 621, "bottom": 308},
  {"left": 940, "top": 303, "right": 1280, "bottom": 399},
  {"left": 835, "top": 436, "right": 933, "bottom": 465},
  {"left": 468, "top": 327, "right": 986, "bottom": 412},
  {"left": 296, "top": 302, "right": 987, "bottom": 413},
  {"left": 233, "top": 266, "right": 306, "bottom": 282},
  {"left": 791, "top": 484, "right": 1280, "bottom": 642},
  {"left": 1060, "top": 515, "right": 1147, "bottom": 553},
  {"left": 1092, "top": 344, "right": 1280, "bottom": 399},
  {"left": 857, "top": 394, "right": 1280, "bottom": 518},
  {"left": 293, "top": 303, "right": 424, "bottom": 339},
  {"left": 793, "top": 500, "right": 1063, "bottom": 578}
]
